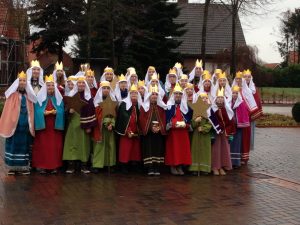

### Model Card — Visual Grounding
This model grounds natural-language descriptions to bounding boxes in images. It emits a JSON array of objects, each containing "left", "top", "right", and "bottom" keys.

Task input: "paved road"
[
  {"left": 0, "top": 128, "right": 299, "bottom": 225},
  {"left": 262, "top": 105, "right": 293, "bottom": 116}
]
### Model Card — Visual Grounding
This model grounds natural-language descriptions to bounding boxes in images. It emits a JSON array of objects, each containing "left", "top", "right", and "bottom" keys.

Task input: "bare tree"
[
  {"left": 201, "top": 0, "right": 211, "bottom": 69},
  {"left": 214, "top": 0, "right": 274, "bottom": 75}
]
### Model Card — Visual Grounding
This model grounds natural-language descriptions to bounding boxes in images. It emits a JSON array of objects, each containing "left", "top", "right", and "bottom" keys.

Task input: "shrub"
[{"left": 292, "top": 102, "right": 300, "bottom": 123}]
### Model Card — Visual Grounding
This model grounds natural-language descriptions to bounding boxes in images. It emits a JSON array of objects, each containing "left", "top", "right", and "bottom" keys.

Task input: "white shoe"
[
  {"left": 170, "top": 167, "right": 178, "bottom": 175},
  {"left": 176, "top": 167, "right": 184, "bottom": 175}
]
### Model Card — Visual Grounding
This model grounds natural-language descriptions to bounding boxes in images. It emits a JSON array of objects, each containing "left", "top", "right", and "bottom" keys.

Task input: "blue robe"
[
  {"left": 5, "top": 95, "right": 32, "bottom": 167},
  {"left": 34, "top": 96, "right": 64, "bottom": 131},
  {"left": 166, "top": 105, "right": 192, "bottom": 124}
]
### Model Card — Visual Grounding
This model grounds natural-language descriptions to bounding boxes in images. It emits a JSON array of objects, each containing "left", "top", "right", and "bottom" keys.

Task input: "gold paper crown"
[
  {"left": 130, "top": 84, "right": 138, "bottom": 92},
  {"left": 55, "top": 61, "right": 63, "bottom": 70},
  {"left": 149, "top": 84, "right": 159, "bottom": 93},
  {"left": 104, "top": 66, "right": 114, "bottom": 73},
  {"left": 232, "top": 85, "right": 240, "bottom": 92},
  {"left": 100, "top": 81, "right": 110, "bottom": 88},
  {"left": 151, "top": 73, "right": 159, "bottom": 81},
  {"left": 200, "top": 92, "right": 208, "bottom": 98},
  {"left": 218, "top": 72, "right": 227, "bottom": 80},
  {"left": 80, "top": 63, "right": 90, "bottom": 72},
  {"left": 243, "top": 69, "right": 252, "bottom": 76},
  {"left": 202, "top": 70, "right": 211, "bottom": 81},
  {"left": 235, "top": 71, "right": 243, "bottom": 78},
  {"left": 173, "top": 83, "right": 183, "bottom": 93},
  {"left": 77, "top": 76, "right": 86, "bottom": 81},
  {"left": 180, "top": 74, "right": 188, "bottom": 80},
  {"left": 185, "top": 83, "right": 194, "bottom": 89},
  {"left": 168, "top": 68, "right": 177, "bottom": 75},
  {"left": 31, "top": 60, "right": 40, "bottom": 68},
  {"left": 215, "top": 69, "right": 222, "bottom": 74},
  {"left": 138, "top": 80, "right": 145, "bottom": 87},
  {"left": 45, "top": 74, "right": 54, "bottom": 83},
  {"left": 118, "top": 74, "right": 127, "bottom": 82},
  {"left": 18, "top": 71, "right": 27, "bottom": 79},
  {"left": 217, "top": 87, "right": 225, "bottom": 97},
  {"left": 148, "top": 66, "right": 155, "bottom": 71},
  {"left": 195, "top": 59, "right": 203, "bottom": 68},
  {"left": 67, "top": 76, "right": 77, "bottom": 81},
  {"left": 174, "top": 62, "right": 183, "bottom": 69},
  {"left": 85, "top": 69, "right": 95, "bottom": 77}
]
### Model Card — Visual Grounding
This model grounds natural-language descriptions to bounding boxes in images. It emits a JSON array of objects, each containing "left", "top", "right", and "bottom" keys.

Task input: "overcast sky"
[
  {"left": 65, "top": 0, "right": 300, "bottom": 64},
  {"left": 189, "top": 0, "right": 300, "bottom": 63}
]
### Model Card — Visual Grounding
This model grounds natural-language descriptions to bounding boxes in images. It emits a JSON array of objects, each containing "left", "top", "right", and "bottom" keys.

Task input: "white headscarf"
[
  {"left": 211, "top": 96, "right": 234, "bottom": 120},
  {"left": 5, "top": 77, "right": 37, "bottom": 103},
  {"left": 174, "top": 67, "right": 183, "bottom": 79},
  {"left": 211, "top": 78, "right": 232, "bottom": 101},
  {"left": 144, "top": 68, "right": 156, "bottom": 86},
  {"left": 114, "top": 80, "right": 128, "bottom": 102},
  {"left": 127, "top": 73, "right": 138, "bottom": 87},
  {"left": 68, "top": 78, "right": 91, "bottom": 100},
  {"left": 65, "top": 76, "right": 77, "bottom": 96},
  {"left": 164, "top": 73, "right": 178, "bottom": 93},
  {"left": 75, "top": 71, "right": 85, "bottom": 77},
  {"left": 148, "top": 74, "right": 165, "bottom": 98},
  {"left": 139, "top": 85, "right": 149, "bottom": 102},
  {"left": 167, "top": 91, "right": 188, "bottom": 115},
  {"left": 230, "top": 91, "right": 243, "bottom": 110},
  {"left": 122, "top": 91, "right": 143, "bottom": 111},
  {"left": 244, "top": 75, "right": 256, "bottom": 94},
  {"left": 199, "top": 78, "right": 214, "bottom": 102},
  {"left": 37, "top": 81, "right": 63, "bottom": 106},
  {"left": 93, "top": 85, "right": 117, "bottom": 107},
  {"left": 232, "top": 78, "right": 257, "bottom": 111},
  {"left": 26, "top": 66, "right": 44, "bottom": 86},
  {"left": 141, "top": 91, "right": 167, "bottom": 112},
  {"left": 184, "top": 86, "right": 198, "bottom": 103},
  {"left": 100, "top": 71, "right": 116, "bottom": 82},
  {"left": 188, "top": 66, "right": 203, "bottom": 83},
  {"left": 53, "top": 70, "right": 67, "bottom": 83}
]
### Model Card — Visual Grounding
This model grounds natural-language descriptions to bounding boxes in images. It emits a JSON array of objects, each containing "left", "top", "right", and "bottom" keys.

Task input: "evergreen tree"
[
  {"left": 73, "top": 0, "right": 185, "bottom": 78},
  {"left": 29, "top": 0, "right": 84, "bottom": 62}
]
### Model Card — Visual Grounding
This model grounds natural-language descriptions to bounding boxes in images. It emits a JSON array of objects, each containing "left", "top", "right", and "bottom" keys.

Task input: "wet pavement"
[{"left": 0, "top": 128, "right": 300, "bottom": 225}]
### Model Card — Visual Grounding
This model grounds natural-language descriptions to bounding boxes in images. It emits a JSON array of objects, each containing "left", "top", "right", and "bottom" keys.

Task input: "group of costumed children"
[{"left": 0, "top": 59, "right": 262, "bottom": 176}]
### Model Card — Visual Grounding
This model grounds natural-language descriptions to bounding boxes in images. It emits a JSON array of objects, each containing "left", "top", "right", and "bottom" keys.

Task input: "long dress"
[
  {"left": 139, "top": 104, "right": 166, "bottom": 169},
  {"left": 32, "top": 98, "right": 64, "bottom": 170},
  {"left": 92, "top": 106, "right": 116, "bottom": 168},
  {"left": 63, "top": 92, "right": 96, "bottom": 163},
  {"left": 165, "top": 105, "right": 192, "bottom": 166},
  {"left": 230, "top": 128, "right": 242, "bottom": 167},
  {"left": 211, "top": 108, "right": 235, "bottom": 170},
  {"left": 4, "top": 95, "right": 32, "bottom": 169},
  {"left": 117, "top": 102, "right": 141, "bottom": 163},
  {"left": 189, "top": 118, "right": 212, "bottom": 172}
]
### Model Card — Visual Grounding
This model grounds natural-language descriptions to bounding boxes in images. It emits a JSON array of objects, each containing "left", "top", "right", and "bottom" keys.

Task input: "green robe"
[
  {"left": 189, "top": 118, "right": 212, "bottom": 172},
  {"left": 63, "top": 112, "right": 91, "bottom": 162},
  {"left": 92, "top": 117, "right": 116, "bottom": 168}
]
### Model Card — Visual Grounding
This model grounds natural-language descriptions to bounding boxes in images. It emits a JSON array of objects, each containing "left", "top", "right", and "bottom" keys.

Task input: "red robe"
[
  {"left": 250, "top": 88, "right": 263, "bottom": 121},
  {"left": 90, "top": 87, "right": 98, "bottom": 98},
  {"left": 119, "top": 105, "right": 141, "bottom": 163},
  {"left": 165, "top": 106, "right": 192, "bottom": 166},
  {"left": 32, "top": 100, "right": 63, "bottom": 169},
  {"left": 57, "top": 84, "right": 65, "bottom": 96}
]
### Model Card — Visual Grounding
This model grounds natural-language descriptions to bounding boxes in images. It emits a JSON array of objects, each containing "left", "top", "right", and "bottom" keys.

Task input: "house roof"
[
  {"left": 0, "top": 2, "right": 27, "bottom": 41},
  {"left": 263, "top": 63, "right": 280, "bottom": 69},
  {"left": 174, "top": 3, "right": 246, "bottom": 56}
]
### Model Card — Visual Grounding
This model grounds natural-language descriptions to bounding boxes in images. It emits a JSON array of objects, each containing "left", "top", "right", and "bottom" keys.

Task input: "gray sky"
[
  {"left": 241, "top": 0, "right": 300, "bottom": 63},
  {"left": 189, "top": 0, "right": 300, "bottom": 63},
  {"left": 65, "top": 0, "right": 300, "bottom": 64}
]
